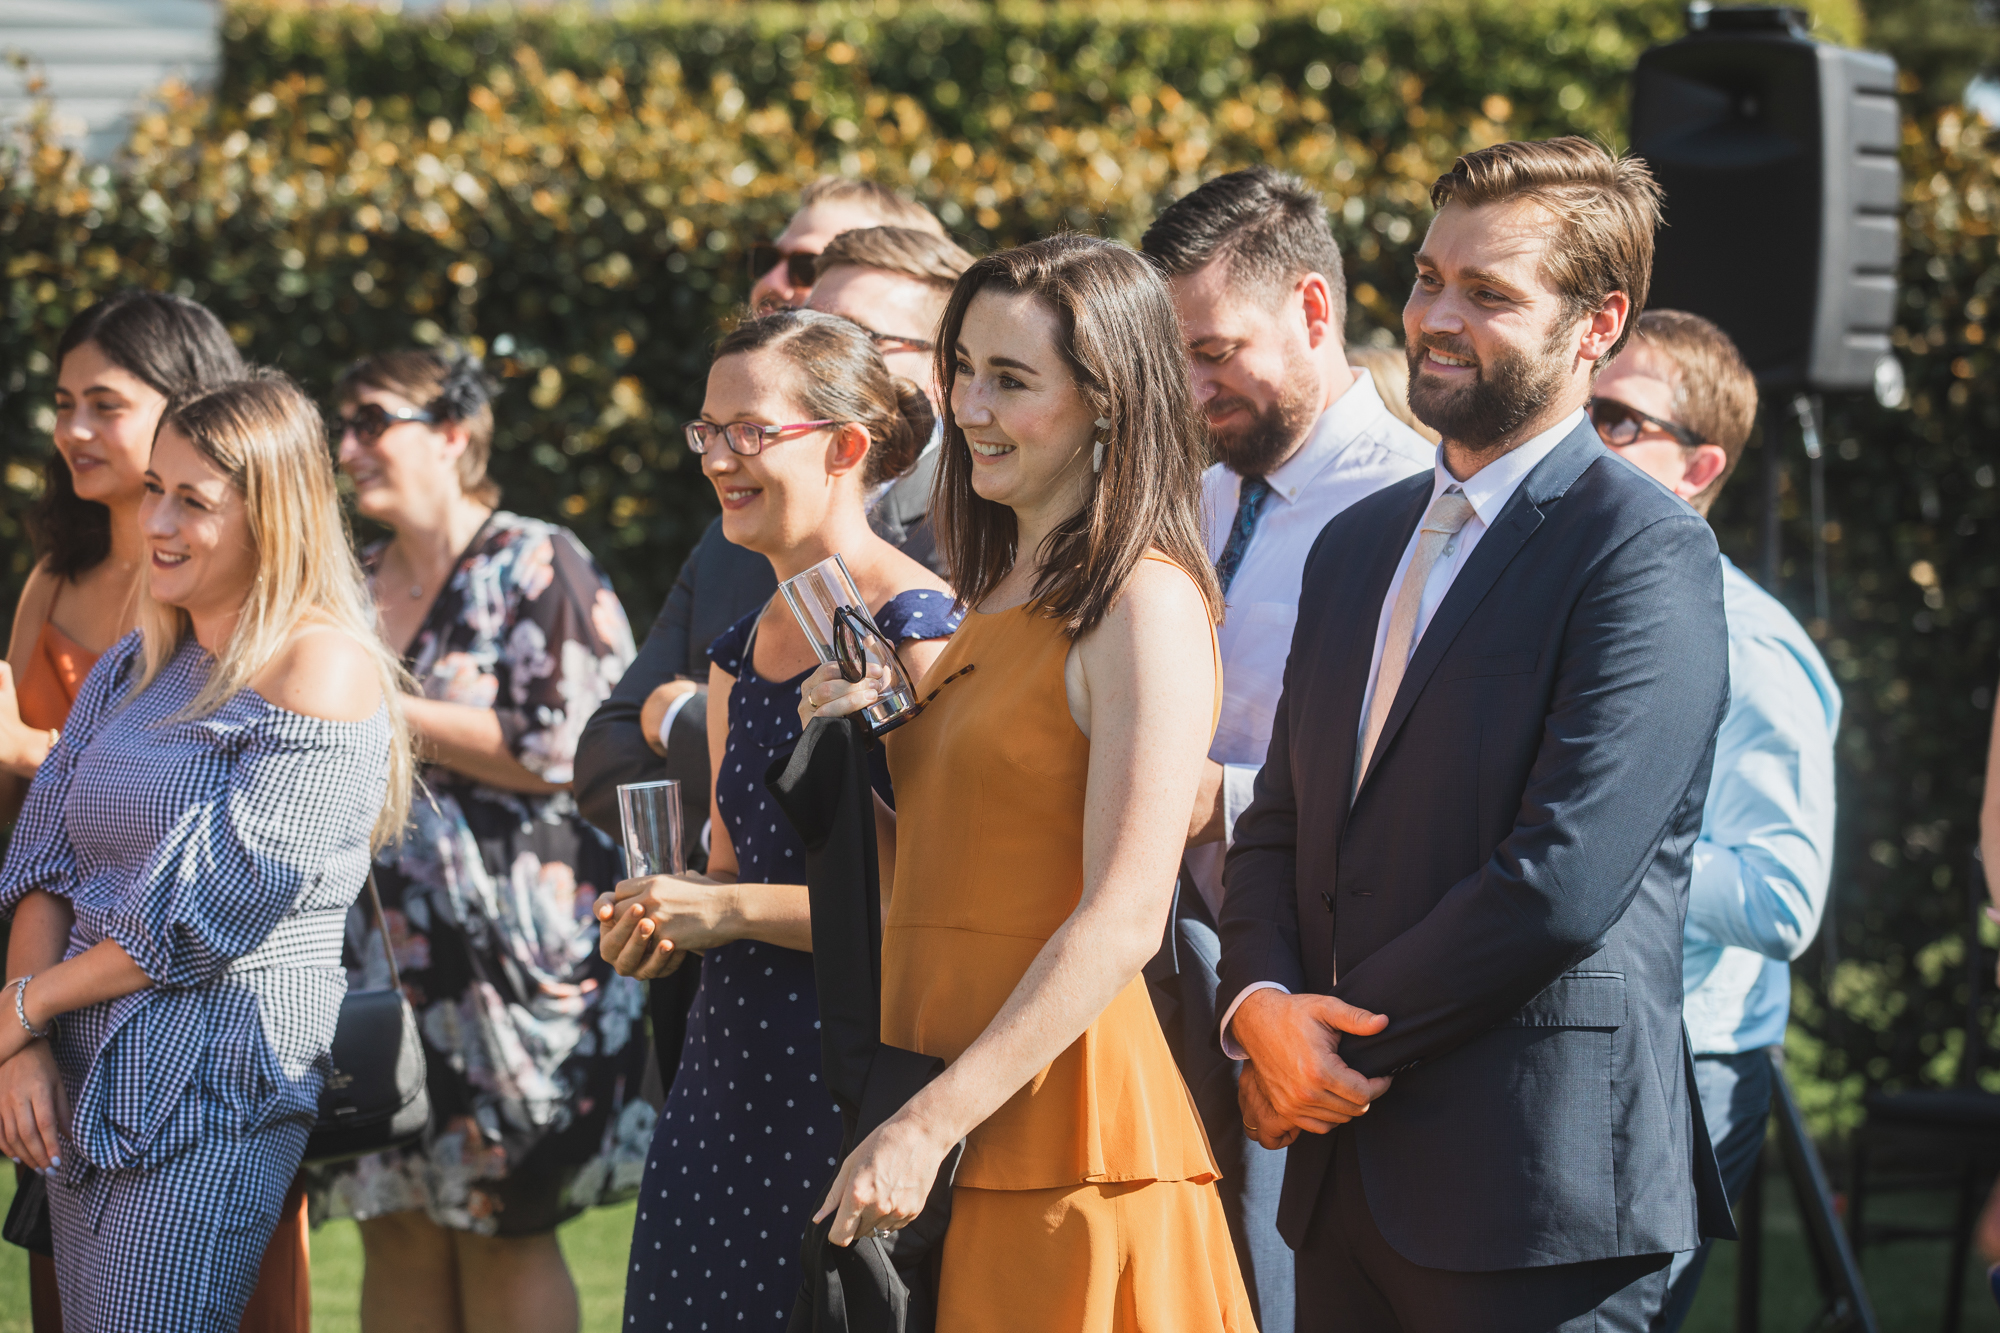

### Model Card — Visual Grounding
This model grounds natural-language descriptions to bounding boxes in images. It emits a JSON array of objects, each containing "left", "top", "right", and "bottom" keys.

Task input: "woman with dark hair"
[
  {"left": 804, "top": 235, "right": 1254, "bottom": 1331},
  {"left": 0, "top": 291, "right": 244, "bottom": 821},
  {"left": 308, "top": 347, "right": 647, "bottom": 1333},
  {"left": 597, "top": 308, "right": 960, "bottom": 1331}
]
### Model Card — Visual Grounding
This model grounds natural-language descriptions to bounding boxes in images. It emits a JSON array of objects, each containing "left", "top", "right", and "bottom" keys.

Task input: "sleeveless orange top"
[
  {"left": 882, "top": 557, "right": 1222, "bottom": 1191},
  {"left": 18, "top": 618, "right": 97, "bottom": 733}
]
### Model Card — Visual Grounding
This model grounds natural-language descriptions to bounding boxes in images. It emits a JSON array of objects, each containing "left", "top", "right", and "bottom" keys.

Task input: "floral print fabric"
[{"left": 310, "top": 511, "right": 652, "bottom": 1237}]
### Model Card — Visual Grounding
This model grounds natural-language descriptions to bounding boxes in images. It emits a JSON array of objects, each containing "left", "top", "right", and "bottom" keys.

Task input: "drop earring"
[{"left": 1092, "top": 416, "right": 1111, "bottom": 473}]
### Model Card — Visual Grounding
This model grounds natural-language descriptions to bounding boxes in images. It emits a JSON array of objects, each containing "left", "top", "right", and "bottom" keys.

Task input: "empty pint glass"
[
  {"left": 779, "top": 553, "right": 920, "bottom": 735},
  {"left": 616, "top": 779, "right": 686, "bottom": 880}
]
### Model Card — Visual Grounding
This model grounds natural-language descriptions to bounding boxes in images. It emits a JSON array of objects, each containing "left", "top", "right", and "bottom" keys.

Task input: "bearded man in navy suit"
[{"left": 1216, "top": 137, "right": 1738, "bottom": 1332}]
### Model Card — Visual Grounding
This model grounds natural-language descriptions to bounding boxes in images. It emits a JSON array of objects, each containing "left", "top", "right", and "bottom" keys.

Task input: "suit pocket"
[
  {"left": 1509, "top": 971, "right": 1626, "bottom": 1028},
  {"left": 1438, "top": 651, "right": 1538, "bottom": 682}
]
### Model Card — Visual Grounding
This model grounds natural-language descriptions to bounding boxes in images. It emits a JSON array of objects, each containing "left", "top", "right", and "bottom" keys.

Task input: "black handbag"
[
  {"left": 2, "top": 1165, "right": 52, "bottom": 1258},
  {"left": 305, "top": 873, "right": 431, "bottom": 1165}
]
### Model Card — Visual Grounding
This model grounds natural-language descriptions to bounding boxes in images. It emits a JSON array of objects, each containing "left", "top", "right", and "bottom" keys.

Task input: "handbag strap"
[{"left": 362, "top": 872, "right": 403, "bottom": 993}]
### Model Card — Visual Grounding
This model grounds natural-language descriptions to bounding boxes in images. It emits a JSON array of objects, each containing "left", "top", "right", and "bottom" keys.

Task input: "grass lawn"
[{"left": 0, "top": 1163, "right": 1991, "bottom": 1331}]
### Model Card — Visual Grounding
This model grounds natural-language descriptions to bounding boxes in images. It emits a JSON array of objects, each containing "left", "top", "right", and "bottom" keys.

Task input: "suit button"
[{"left": 1320, "top": 891, "right": 1334, "bottom": 913}]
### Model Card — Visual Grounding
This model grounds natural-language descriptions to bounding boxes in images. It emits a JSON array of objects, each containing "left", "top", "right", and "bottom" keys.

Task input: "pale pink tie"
[{"left": 1356, "top": 489, "right": 1476, "bottom": 789}]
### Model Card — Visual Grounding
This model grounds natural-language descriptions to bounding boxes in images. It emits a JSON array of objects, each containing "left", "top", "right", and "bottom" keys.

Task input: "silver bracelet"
[{"left": 13, "top": 975, "right": 51, "bottom": 1041}]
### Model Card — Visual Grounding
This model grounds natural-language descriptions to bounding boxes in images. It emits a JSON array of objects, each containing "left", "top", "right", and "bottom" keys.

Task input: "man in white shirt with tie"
[{"left": 1140, "top": 166, "right": 1431, "bottom": 1333}]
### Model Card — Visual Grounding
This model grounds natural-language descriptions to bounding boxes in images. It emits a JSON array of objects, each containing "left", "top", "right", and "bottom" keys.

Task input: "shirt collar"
[
  {"left": 1258, "top": 369, "right": 1384, "bottom": 505},
  {"left": 1428, "top": 407, "right": 1586, "bottom": 527}
]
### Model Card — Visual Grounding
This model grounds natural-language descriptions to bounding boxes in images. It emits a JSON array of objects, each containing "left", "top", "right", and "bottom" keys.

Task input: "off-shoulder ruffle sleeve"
[
  {"left": 0, "top": 633, "right": 142, "bottom": 915},
  {"left": 104, "top": 706, "right": 390, "bottom": 991}
]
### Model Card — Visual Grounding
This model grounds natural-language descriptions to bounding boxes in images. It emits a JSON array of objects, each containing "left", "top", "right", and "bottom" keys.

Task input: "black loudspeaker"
[{"left": 1632, "top": 6, "right": 1899, "bottom": 392}]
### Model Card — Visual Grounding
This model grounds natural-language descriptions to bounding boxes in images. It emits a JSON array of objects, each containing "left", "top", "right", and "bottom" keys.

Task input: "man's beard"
[
  {"left": 1206, "top": 344, "right": 1321, "bottom": 478},
  {"left": 1405, "top": 323, "right": 1570, "bottom": 451}
]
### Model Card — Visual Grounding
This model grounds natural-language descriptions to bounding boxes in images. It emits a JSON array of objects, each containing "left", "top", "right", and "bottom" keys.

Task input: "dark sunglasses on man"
[
  {"left": 862, "top": 329, "right": 935, "bottom": 357},
  {"left": 1587, "top": 396, "right": 1705, "bottom": 449},
  {"left": 334, "top": 402, "right": 439, "bottom": 445},
  {"left": 747, "top": 245, "right": 821, "bottom": 292}
]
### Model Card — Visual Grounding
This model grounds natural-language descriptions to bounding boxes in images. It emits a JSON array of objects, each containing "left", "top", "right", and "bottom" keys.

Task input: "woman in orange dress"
[
  {"left": 0, "top": 293, "right": 311, "bottom": 1332},
  {"left": 803, "top": 235, "right": 1255, "bottom": 1332}
]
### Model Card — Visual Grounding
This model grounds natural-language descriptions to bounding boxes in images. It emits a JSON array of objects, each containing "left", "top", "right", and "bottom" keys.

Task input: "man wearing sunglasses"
[
  {"left": 806, "top": 225, "right": 973, "bottom": 572},
  {"left": 748, "top": 176, "right": 947, "bottom": 314},
  {"left": 1593, "top": 309, "right": 1840, "bottom": 1333}
]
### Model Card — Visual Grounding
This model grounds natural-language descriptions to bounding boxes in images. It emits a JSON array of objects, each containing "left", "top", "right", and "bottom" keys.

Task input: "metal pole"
[{"left": 1793, "top": 394, "right": 1831, "bottom": 626}]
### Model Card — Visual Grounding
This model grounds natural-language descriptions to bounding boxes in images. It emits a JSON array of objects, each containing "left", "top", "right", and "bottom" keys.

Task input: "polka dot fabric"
[{"left": 622, "top": 588, "right": 960, "bottom": 1330}]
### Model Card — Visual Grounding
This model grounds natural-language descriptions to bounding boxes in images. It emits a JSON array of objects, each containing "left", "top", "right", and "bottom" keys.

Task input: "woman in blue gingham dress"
[
  {"left": 0, "top": 373, "right": 404, "bottom": 1333},
  {"left": 0, "top": 636, "right": 389, "bottom": 1330}
]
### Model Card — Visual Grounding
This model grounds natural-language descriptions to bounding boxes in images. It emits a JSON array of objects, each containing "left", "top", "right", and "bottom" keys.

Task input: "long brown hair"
[{"left": 932, "top": 234, "right": 1221, "bottom": 636}]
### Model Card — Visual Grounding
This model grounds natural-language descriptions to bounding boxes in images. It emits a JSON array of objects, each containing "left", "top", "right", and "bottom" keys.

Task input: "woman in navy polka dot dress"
[{"left": 599, "top": 310, "right": 961, "bottom": 1330}]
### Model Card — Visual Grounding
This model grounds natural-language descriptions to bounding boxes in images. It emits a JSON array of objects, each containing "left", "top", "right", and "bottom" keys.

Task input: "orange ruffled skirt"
[{"left": 936, "top": 1178, "right": 1257, "bottom": 1333}]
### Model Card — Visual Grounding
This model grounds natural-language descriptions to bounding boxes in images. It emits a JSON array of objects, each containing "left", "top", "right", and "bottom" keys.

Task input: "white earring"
[{"left": 1092, "top": 416, "right": 1111, "bottom": 473}]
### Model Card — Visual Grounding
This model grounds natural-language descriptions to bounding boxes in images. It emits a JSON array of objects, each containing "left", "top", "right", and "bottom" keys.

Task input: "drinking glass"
[
  {"left": 778, "top": 553, "right": 920, "bottom": 734},
  {"left": 616, "top": 779, "right": 686, "bottom": 880}
]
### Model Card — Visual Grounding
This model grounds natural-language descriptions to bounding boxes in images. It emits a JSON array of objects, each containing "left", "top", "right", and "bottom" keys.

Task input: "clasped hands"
[
  {"left": 1231, "top": 989, "right": 1394, "bottom": 1151},
  {"left": 594, "top": 873, "right": 737, "bottom": 980}
]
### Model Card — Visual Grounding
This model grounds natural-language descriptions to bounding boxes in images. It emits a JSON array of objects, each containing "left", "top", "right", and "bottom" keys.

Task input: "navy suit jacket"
[{"left": 1218, "top": 420, "right": 1737, "bottom": 1272}]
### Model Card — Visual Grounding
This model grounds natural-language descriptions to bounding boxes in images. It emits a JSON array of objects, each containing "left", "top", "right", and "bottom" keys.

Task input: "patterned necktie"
[
  {"left": 1356, "top": 488, "right": 1477, "bottom": 790},
  {"left": 1214, "top": 476, "right": 1273, "bottom": 597}
]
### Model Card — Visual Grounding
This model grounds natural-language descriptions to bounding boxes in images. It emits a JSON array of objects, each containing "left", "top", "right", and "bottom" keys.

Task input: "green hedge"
[{"left": 3, "top": 0, "right": 1986, "bottom": 1137}]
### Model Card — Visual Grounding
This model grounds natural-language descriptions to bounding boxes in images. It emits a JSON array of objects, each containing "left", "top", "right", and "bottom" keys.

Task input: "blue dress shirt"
[{"left": 1683, "top": 556, "right": 1842, "bottom": 1054}]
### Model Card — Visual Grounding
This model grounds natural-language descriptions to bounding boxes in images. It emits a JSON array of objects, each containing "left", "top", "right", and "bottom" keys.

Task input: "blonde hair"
[
  {"left": 138, "top": 371, "right": 415, "bottom": 847},
  {"left": 1346, "top": 345, "right": 1440, "bottom": 444},
  {"left": 797, "top": 177, "right": 945, "bottom": 237}
]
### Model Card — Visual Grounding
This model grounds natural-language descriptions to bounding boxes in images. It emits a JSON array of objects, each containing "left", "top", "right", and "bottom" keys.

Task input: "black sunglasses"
[
  {"left": 336, "top": 402, "right": 439, "bottom": 445},
  {"left": 1588, "top": 397, "right": 1706, "bottom": 449},
  {"left": 748, "top": 245, "right": 821, "bottom": 291}
]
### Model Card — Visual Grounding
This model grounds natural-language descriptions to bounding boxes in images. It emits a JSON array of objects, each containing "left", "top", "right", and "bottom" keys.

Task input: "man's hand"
[
  {"left": 1238, "top": 1064, "right": 1300, "bottom": 1151},
  {"left": 1230, "top": 988, "right": 1393, "bottom": 1135},
  {"left": 639, "top": 679, "right": 700, "bottom": 758},
  {"left": 0, "top": 1043, "right": 67, "bottom": 1170}
]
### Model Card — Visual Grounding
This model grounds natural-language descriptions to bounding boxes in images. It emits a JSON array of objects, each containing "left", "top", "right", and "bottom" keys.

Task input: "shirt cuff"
[
  {"left": 657, "top": 687, "right": 701, "bottom": 754},
  {"left": 1218, "top": 981, "right": 1292, "bottom": 1060}
]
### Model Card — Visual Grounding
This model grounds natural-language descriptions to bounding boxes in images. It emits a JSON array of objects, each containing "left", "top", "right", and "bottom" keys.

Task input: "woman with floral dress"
[
  {"left": 597, "top": 310, "right": 960, "bottom": 1331},
  {"left": 309, "top": 349, "right": 647, "bottom": 1333}
]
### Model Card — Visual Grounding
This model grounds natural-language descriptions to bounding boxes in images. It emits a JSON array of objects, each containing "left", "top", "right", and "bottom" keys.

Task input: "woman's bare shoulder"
[
  {"left": 1107, "top": 556, "right": 1211, "bottom": 631},
  {"left": 252, "top": 624, "right": 385, "bottom": 722}
]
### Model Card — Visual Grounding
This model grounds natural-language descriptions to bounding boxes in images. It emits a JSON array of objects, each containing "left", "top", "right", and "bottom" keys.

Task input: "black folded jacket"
[{"left": 767, "top": 715, "right": 961, "bottom": 1333}]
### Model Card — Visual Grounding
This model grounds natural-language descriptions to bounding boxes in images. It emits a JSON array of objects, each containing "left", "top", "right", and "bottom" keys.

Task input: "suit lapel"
[
  {"left": 1357, "top": 422, "right": 1606, "bottom": 796},
  {"left": 1325, "top": 483, "right": 1427, "bottom": 842}
]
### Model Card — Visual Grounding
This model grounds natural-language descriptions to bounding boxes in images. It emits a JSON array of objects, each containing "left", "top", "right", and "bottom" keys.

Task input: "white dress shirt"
[
  {"left": 1187, "top": 370, "right": 1433, "bottom": 918},
  {"left": 1219, "top": 407, "right": 1587, "bottom": 1056}
]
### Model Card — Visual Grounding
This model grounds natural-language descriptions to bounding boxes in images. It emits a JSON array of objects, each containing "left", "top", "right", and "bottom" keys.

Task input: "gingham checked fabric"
[{"left": 0, "top": 631, "right": 390, "bottom": 1332}]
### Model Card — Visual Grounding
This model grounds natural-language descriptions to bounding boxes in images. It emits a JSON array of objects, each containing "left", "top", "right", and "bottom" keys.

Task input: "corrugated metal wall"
[{"left": 0, "top": 0, "right": 220, "bottom": 157}]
